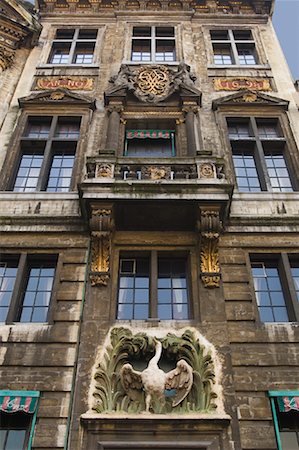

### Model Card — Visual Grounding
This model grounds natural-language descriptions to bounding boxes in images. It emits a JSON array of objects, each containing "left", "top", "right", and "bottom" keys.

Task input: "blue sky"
[{"left": 273, "top": 0, "right": 299, "bottom": 80}]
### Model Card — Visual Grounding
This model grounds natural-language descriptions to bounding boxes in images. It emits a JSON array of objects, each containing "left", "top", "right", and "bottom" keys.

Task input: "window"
[
  {"left": 48, "top": 29, "right": 97, "bottom": 65},
  {"left": 125, "top": 130, "right": 175, "bottom": 157},
  {"left": 269, "top": 391, "right": 299, "bottom": 450},
  {"left": 0, "top": 390, "right": 40, "bottom": 450},
  {"left": 227, "top": 117, "right": 295, "bottom": 192},
  {"left": 11, "top": 116, "right": 81, "bottom": 192},
  {"left": 117, "top": 253, "right": 190, "bottom": 320},
  {"left": 0, "top": 254, "right": 57, "bottom": 323},
  {"left": 131, "top": 26, "right": 176, "bottom": 63},
  {"left": 250, "top": 255, "right": 299, "bottom": 323},
  {"left": 211, "top": 30, "right": 258, "bottom": 66},
  {"left": 124, "top": 120, "right": 176, "bottom": 157}
]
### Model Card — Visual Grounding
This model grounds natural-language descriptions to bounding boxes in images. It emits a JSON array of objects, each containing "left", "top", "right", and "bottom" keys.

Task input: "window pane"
[
  {"left": 213, "top": 44, "right": 233, "bottom": 65},
  {"left": 133, "top": 26, "right": 151, "bottom": 37},
  {"left": 265, "top": 154, "right": 293, "bottom": 192},
  {"left": 156, "top": 27, "right": 174, "bottom": 37},
  {"left": 117, "top": 257, "right": 149, "bottom": 319},
  {"left": 237, "top": 45, "right": 257, "bottom": 65},
  {"left": 19, "top": 263, "right": 56, "bottom": 323},
  {"left": 25, "top": 118, "right": 52, "bottom": 138},
  {"left": 13, "top": 154, "right": 43, "bottom": 192},
  {"left": 46, "top": 153, "right": 75, "bottom": 192},
  {"left": 291, "top": 263, "right": 299, "bottom": 302},
  {"left": 55, "top": 118, "right": 81, "bottom": 138},
  {"left": 49, "top": 43, "right": 71, "bottom": 64},
  {"left": 73, "top": 43, "right": 95, "bottom": 64},
  {"left": 5, "top": 430, "right": 27, "bottom": 450},
  {"left": 251, "top": 261, "right": 289, "bottom": 323},
  {"left": 158, "top": 258, "right": 189, "bottom": 320},
  {"left": 131, "top": 40, "right": 151, "bottom": 61},
  {"left": 210, "top": 30, "right": 229, "bottom": 40},
  {"left": 233, "top": 152, "right": 261, "bottom": 192},
  {"left": 126, "top": 136, "right": 174, "bottom": 157},
  {"left": 155, "top": 40, "right": 175, "bottom": 62}
]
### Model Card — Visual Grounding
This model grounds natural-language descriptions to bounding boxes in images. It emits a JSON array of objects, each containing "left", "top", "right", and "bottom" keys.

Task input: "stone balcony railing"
[{"left": 85, "top": 157, "right": 226, "bottom": 182}]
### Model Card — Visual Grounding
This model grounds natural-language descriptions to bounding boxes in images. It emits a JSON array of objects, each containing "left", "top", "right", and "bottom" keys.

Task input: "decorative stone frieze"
[
  {"left": 38, "top": 0, "right": 272, "bottom": 14},
  {"left": 198, "top": 206, "right": 223, "bottom": 288}
]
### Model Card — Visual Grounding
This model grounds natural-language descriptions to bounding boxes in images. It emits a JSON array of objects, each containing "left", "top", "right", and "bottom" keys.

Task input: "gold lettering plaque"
[
  {"left": 214, "top": 78, "right": 271, "bottom": 92},
  {"left": 36, "top": 76, "right": 94, "bottom": 91}
]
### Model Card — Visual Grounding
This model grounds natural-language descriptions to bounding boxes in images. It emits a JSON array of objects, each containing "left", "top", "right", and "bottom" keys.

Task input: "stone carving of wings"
[
  {"left": 120, "top": 363, "right": 143, "bottom": 402},
  {"left": 165, "top": 360, "right": 193, "bottom": 407}
]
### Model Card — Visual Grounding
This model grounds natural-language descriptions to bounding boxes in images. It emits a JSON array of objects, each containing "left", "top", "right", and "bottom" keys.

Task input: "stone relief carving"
[
  {"left": 198, "top": 207, "right": 223, "bottom": 288},
  {"left": 89, "top": 207, "right": 114, "bottom": 286},
  {"left": 106, "top": 62, "right": 200, "bottom": 103},
  {"left": 92, "top": 327, "right": 217, "bottom": 414}
]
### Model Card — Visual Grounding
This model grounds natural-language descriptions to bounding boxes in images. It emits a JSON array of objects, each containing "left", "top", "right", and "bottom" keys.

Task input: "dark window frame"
[
  {"left": 48, "top": 28, "right": 98, "bottom": 65},
  {"left": 227, "top": 116, "right": 297, "bottom": 192},
  {"left": 250, "top": 253, "right": 299, "bottom": 323},
  {"left": 211, "top": 29, "right": 258, "bottom": 66},
  {"left": 7, "top": 115, "right": 82, "bottom": 193},
  {"left": 131, "top": 26, "right": 176, "bottom": 63},
  {"left": 0, "top": 253, "right": 60, "bottom": 324},
  {"left": 268, "top": 390, "right": 299, "bottom": 450},
  {"left": 115, "top": 250, "right": 192, "bottom": 321}
]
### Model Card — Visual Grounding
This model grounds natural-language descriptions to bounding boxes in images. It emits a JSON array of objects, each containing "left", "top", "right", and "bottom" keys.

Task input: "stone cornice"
[
  {"left": 37, "top": 0, "right": 273, "bottom": 15},
  {"left": 0, "top": 0, "right": 41, "bottom": 71}
]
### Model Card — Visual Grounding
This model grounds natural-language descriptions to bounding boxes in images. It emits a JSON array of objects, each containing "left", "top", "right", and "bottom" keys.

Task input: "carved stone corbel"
[
  {"left": 89, "top": 206, "right": 114, "bottom": 286},
  {"left": 198, "top": 206, "right": 222, "bottom": 288}
]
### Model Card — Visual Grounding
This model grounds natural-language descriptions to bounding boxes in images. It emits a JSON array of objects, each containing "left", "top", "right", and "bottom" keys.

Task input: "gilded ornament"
[
  {"left": 199, "top": 163, "right": 215, "bottom": 179},
  {"left": 136, "top": 66, "right": 170, "bottom": 100},
  {"left": 96, "top": 164, "right": 114, "bottom": 178},
  {"left": 49, "top": 92, "right": 65, "bottom": 100}
]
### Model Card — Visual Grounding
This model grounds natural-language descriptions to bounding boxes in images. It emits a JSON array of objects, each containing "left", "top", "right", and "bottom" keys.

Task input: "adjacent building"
[{"left": 0, "top": 0, "right": 298, "bottom": 449}]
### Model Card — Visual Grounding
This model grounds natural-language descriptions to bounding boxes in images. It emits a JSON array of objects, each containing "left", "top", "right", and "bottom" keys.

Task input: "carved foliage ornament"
[
  {"left": 92, "top": 327, "right": 217, "bottom": 414},
  {"left": 199, "top": 207, "right": 222, "bottom": 288},
  {"left": 90, "top": 208, "right": 114, "bottom": 286},
  {"left": 136, "top": 66, "right": 170, "bottom": 101}
]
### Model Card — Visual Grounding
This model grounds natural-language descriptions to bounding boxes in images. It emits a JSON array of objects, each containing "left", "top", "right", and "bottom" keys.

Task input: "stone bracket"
[
  {"left": 198, "top": 206, "right": 222, "bottom": 288},
  {"left": 89, "top": 206, "right": 114, "bottom": 287}
]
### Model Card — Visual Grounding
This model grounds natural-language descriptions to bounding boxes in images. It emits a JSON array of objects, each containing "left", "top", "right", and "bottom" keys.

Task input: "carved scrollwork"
[
  {"left": 199, "top": 207, "right": 222, "bottom": 288},
  {"left": 89, "top": 206, "right": 114, "bottom": 286}
]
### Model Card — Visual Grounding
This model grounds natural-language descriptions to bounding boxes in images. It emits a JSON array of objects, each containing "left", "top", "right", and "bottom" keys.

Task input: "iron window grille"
[
  {"left": 268, "top": 391, "right": 299, "bottom": 450},
  {"left": 131, "top": 26, "right": 176, "bottom": 63},
  {"left": 0, "top": 254, "right": 57, "bottom": 324},
  {"left": 48, "top": 28, "right": 98, "bottom": 65},
  {"left": 227, "top": 117, "right": 295, "bottom": 192},
  {"left": 211, "top": 29, "right": 258, "bottom": 66},
  {"left": 117, "top": 253, "right": 190, "bottom": 320},
  {"left": 124, "top": 129, "right": 176, "bottom": 157},
  {"left": 11, "top": 116, "right": 81, "bottom": 192},
  {"left": 250, "top": 255, "right": 299, "bottom": 323}
]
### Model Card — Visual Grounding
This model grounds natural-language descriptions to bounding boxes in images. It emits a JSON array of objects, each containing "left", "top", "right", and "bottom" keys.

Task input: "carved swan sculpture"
[{"left": 120, "top": 338, "right": 193, "bottom": 412}]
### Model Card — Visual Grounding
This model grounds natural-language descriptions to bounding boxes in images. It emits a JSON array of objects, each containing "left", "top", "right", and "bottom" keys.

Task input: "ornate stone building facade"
[{"left": 0, "top": 0, "right": 298, "bottom": 449}]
